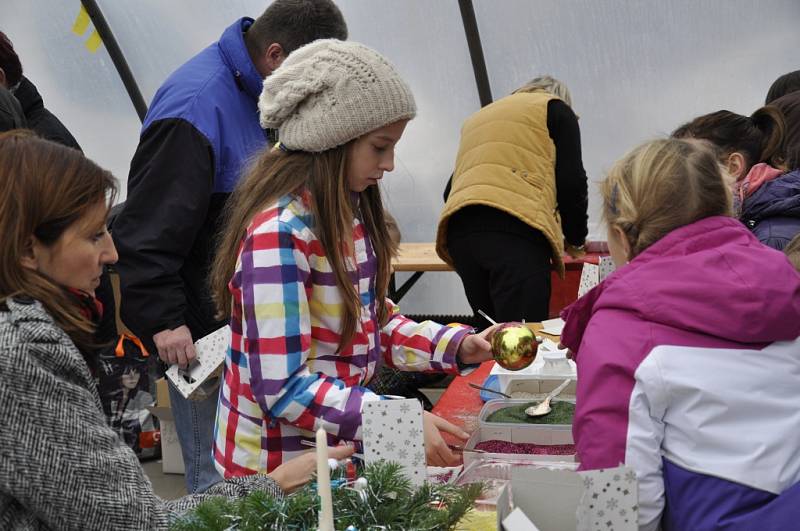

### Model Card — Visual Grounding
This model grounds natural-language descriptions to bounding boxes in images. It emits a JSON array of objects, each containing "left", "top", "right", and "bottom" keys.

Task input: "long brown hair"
[
  {"left": 211, "top": 144, "right": 396, "bottom": 352},
  {"left": 0, "top": 130, "right": 116, "bottom": 350}
]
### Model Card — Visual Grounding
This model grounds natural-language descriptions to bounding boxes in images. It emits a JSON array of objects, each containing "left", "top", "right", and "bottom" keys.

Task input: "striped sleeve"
[
  {"left": 379, "top": 300, "right": 471, "bottom": 373},
  {"left": 240, "top": 220, "right": 380, "bottom": 441}
]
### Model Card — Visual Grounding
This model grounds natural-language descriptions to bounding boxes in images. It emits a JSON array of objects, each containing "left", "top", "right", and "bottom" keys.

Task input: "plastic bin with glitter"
[{"left": 464, "top": 398, "right": 576, "bottom": 467}]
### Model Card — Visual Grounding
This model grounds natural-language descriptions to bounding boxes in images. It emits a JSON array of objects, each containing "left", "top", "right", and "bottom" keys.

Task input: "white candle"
[{"left": 316, "top": 427, "right": 334, "bottom": 531}]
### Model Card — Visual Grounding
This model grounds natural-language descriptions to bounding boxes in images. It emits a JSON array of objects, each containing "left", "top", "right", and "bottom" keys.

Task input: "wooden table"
[
  {"left": 393, "top": 242, "right": 452, "bottom": 272},
  {"left": 389, "top": 242, "right": 604, "bottom": 317},
  {"left": 389, "top": 243, "right": 452, "bottom": 302}
]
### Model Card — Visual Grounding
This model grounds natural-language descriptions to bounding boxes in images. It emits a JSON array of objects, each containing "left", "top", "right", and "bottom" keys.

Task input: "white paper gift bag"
[
  {"left": 361, "top": 398, "right": 426, "bottom": 486},
  {"left": 577, "top": 257, "right": 616, "bottom": 298},
  {"left": 166, "top": 325, "right": 230, "bottom": 401}
]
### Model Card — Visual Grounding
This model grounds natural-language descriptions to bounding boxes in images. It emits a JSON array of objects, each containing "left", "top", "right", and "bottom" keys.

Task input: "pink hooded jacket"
[{"left": 561, "top": 216, "right": 800, "bottom": 530}]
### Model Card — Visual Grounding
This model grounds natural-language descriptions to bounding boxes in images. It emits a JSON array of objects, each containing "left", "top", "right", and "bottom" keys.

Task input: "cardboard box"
[
  {"left": 496, "top": 465, "right": 638, "bottom": 531},
  {"left": 147, "top": 378, "right": 185, "bottom": 475}
]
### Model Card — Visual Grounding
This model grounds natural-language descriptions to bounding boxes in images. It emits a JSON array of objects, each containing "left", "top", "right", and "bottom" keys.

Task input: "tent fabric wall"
[
  {"left": 1, "top": 1, "right": 142, "bottom": 197},
  {"left": 1, "top": 0, "right": 799, "bottom": 315},
  {"left": 474, "top": 0, "right": 800, "bottom": 240}
]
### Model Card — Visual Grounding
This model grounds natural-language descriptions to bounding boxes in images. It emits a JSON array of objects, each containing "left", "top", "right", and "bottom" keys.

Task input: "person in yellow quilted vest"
[{"left": 436, "top": 76, "right": 588, "bottom": 325}]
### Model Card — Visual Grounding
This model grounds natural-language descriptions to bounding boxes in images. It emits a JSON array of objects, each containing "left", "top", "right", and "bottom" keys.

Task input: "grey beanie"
[{"left": 259, "top": 39, "right": 417, "bottom": 152}]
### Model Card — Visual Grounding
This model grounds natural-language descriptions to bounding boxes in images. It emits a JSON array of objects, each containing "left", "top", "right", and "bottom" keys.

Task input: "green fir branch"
[{"left": 171, "top": 461, "right": 483, "bottom": 531}]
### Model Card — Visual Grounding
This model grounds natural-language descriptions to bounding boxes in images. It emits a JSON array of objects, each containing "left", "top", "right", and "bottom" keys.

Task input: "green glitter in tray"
[{"left": 486, "top": 400, "right": 575, "bottom": 425}]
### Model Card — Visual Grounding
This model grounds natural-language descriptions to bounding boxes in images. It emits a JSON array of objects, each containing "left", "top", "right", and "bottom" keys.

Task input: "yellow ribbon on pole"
[
  {"left": 72, "top": 5, "right": 103, "bottom": 53},
  {"left": 72, "top": 5, "right": 90, "bottom": 36}
]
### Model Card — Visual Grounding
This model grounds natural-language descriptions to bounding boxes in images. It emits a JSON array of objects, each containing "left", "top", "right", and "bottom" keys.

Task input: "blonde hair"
[
  {"left": 513, "top": 75, "right": 572, "bottom": 107},
  {"left": 601, "top": 138, "right": 731, "bottom": 258},
  {"left": 784, "top": 233, "right": 800, "bottom": 272}
]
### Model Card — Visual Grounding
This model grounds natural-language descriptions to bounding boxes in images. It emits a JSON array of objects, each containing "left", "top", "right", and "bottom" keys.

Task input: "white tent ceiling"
[{"left": 2, "top": 0, "right": 798, "bottom": 314}]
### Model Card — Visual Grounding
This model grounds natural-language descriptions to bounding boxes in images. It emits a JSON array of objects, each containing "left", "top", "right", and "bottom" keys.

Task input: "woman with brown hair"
[
  {"left": 0, "top": 131, "right": 351, "bottom": 530},
  {"left": 672, "top": 107, "right": 785, "bottom": 211},
  {"left": 210, "top": 39, "right": 496, "bottom": 477}
]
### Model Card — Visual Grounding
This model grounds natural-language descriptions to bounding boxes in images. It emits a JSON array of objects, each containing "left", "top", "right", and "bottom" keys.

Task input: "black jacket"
[
  {"left": 0, "top": 85, "right": 26, "bottom": 131},
  {"left": 111, "top": 19, "right": 273, "bottom": 353},
  {"left": 112, "top": 120, "right": 226, "bottom": 352},
  {"left": 14, "top": 77, "right": 81, "bottom": 151}
]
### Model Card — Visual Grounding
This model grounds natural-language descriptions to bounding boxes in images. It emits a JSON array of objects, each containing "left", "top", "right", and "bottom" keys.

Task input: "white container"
[
  {"left": 491, "top": 342, "right": 577, "bottom": 396},
  {"left": 461, "top": 399, "right": 577, "bottom": 467},
  {"left": 464, "top": 429, "right": 576, "bottom": 467},
  {"left": 479, "top": 399, "right": 575, "bottom": 442},
  {"left": 505, "top": 376, "right": 577, "bottom": 398}
]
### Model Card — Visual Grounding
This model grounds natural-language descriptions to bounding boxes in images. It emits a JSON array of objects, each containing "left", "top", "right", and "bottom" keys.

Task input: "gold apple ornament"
[{"left": 491, "top": 323, "right": 538, "bottom": 370}]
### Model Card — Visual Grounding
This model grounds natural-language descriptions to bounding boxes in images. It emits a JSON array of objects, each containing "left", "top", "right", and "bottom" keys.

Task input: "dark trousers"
[{"left": 447, "top": 208, "right": 552, "bottom": 327}]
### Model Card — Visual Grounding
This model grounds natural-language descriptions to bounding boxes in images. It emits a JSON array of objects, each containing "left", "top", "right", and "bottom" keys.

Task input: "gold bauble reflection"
[{"left": 491, "top": 323, "right": 537, "bottom": 371}]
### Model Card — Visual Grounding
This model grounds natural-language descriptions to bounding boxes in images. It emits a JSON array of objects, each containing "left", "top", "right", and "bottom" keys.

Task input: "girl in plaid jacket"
[{"left": 211, "top": 40, "right": 496, "bottom": 477}]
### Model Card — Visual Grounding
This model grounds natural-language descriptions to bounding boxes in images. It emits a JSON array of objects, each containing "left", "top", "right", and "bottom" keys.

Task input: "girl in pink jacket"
[{"left": 562, "top": 138, "right": 800, "bottom": 530}]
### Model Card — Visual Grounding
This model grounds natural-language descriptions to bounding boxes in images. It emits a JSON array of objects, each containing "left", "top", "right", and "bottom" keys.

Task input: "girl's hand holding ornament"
[{"left": 456, "top": 323, "right": 502, "bottom": 365}]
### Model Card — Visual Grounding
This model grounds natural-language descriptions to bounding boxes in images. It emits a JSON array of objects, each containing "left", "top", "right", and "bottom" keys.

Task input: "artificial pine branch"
[{"left": 171, "top": 461, "right": 483, "bottom": 530}]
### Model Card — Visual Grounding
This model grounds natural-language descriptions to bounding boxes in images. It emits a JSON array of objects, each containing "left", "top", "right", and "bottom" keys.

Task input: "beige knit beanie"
[{"left": 259, "top": 39, "right": 417, "bottom": 153}]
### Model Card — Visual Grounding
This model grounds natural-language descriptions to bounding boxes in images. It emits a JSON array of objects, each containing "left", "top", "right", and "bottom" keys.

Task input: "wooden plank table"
[
  {"left": 393, "top": 242, "right": 453, "bottom": 272},
  {"left": 389, "top": 242, "right": 604, "bottom": 317},
  {"left": 389, "top": 243, "right": 452, "bottom": 301}
]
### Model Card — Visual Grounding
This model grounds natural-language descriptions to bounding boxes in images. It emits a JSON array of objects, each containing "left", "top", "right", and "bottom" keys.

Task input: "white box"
[
  {"left": 456, "top": 454, "right": 577, "bottom": 510},
  {"left": 491, "top": 337, "right": 576, "bottom": 396},
  {"left": 495, "top": 465, "right": 639, "bottom": 531}
]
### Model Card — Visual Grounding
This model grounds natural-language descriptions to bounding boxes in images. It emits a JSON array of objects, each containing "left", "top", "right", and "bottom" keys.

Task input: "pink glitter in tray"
[{"left": 474, "top": 439, "right": 575, "bottom": 455}]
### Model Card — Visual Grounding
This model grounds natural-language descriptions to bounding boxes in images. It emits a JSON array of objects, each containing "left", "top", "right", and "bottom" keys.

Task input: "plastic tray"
[
  {"left": 460, "top": 399, "right": 576, "bottom": 467},
  {"left": 504, "top": 377, "right": 577, "bottom": 397},
  {"left": 479, "top": 399, "right": 575, "bottom": 442}
]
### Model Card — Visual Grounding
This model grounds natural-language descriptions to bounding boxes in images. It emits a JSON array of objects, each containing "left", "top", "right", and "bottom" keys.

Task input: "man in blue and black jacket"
[{"left": 112, "top": 0, "right": 347, "bottom": 493}]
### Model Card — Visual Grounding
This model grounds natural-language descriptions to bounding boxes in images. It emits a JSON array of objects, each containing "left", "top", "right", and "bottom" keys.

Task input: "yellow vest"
[{"left": 436, "top": 91, "right": 566, "bottom": 276}]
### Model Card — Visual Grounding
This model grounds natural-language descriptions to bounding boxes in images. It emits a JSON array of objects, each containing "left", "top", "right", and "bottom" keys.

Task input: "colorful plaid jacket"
[{"left": 214, "top": 192, "right": 470, "bottom": 476}]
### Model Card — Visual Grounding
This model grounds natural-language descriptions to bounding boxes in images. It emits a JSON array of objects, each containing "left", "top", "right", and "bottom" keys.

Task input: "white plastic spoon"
[{"left": 525, "top": 378, "right": 572, "bottom": 417}]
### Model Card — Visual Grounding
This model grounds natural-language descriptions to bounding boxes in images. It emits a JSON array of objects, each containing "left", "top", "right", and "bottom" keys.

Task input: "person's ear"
[
  {"left": 263, "top": 43, "right": 286, "bottom": 73},
  {"left": 19, "top": 236, "right": 40, "bottom": 270},
  {"left": 0, "top": 67, "right": 7, "bottom": 88},
  {"left": 612, "top": 225, "right": 632, "bottom": 263},
  {"left": 726, "top": 152, "right": 747, "bottom": 181}
]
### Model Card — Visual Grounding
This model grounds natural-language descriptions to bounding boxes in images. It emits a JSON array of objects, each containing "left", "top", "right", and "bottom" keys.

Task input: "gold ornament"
[{"left": 491, "top": 323, "right": 537, "bottom": 371}]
